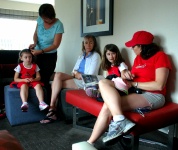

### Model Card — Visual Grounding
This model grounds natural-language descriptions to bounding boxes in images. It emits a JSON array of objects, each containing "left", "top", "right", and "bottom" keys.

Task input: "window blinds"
[{"left": 0, "top": 8, "right": 38, "bottom": 20}]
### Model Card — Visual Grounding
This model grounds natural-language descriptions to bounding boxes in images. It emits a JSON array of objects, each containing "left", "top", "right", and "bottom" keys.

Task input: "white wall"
[{"left": 55, "top": 0, "right": 178, "bottom": 104}]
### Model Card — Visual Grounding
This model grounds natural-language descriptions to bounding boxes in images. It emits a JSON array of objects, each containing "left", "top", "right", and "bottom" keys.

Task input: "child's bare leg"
[
  {"left": 34, "top": 84, "right": 49, "bottom": 111},
  {"left": 20, "top": 84, "right": 28, "bottom": 103},
  {"left": 20, "top": 84, "right": 29, "bottom": 112},
  {"left": 34, "top": 84, "right": 44, "bottom": 102},
  {"left": 87, "top": 104, "right": 112, "bottom": 144}
]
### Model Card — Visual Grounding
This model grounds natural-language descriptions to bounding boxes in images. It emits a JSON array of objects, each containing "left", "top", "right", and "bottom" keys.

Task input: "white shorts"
[
  {"left": 73, "top": 79, "right": 84, "bottom": 89},
  {"left": 141, "top": 92, "right": 165, "bottom": 110}
]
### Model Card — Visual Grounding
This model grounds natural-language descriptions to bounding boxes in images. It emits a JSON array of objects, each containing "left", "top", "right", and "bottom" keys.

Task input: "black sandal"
[
  {"left": 47, "top": 108, "right": 56, "bottom": 116},
  {"left": 40, "top": 109, "right": 57, "bottom": 124}
]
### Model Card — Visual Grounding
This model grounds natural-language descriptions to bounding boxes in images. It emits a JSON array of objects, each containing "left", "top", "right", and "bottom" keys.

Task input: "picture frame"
[{"left": 81, "top": 0, "right": 114, "bottom": 37}]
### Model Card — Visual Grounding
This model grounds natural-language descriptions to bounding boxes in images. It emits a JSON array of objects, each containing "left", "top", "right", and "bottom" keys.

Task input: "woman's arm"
[
  {"left": 72, "top": 55, "right": 83, "bottom": 74},
  {"left": 31, "top": 33, "right": 63, "bottom": 56},
  {"left": 14, "top": 72, "right": 26, "bottom": 82},
  {"left": 119, "top": 62, "right": 134, "bottom": 80},
  {"left": 131, "top": 67, "right": 169, "bottom": 91},
  {"left": 31, "top": 71, "right": 41, "bottom": 82},
  {"left": 85, "top": 53, "right": 101, "bottom": 75},
  {"left": 41, "top": 33, "right": 62, "bottom": 53}
]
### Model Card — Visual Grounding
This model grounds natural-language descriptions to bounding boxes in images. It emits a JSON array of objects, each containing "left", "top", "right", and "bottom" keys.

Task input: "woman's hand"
[
  {"left": 121, "top": 69, "right": 135, "bottom": 80},
  {"left": 31, "top": 49, "right": 42, "bottom": 56},
  {"left": 73, "top": 71, "right": 82, "bottom": 80},
  {"left": 125, "top": 80, "right": 134, "bottom": 88},
  {"left": 29, "top": 43, "right": 36, "bottom": 49}
]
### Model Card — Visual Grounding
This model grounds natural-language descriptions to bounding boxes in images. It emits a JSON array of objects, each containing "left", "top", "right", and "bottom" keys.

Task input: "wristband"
[{"left": 41, "top": 49, "right": 44, "bottom": 54}]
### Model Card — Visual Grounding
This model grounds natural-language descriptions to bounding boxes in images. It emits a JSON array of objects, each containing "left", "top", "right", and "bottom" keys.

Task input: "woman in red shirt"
[{"left": 86, "top": 31, "right": 172, "bottom": 147}]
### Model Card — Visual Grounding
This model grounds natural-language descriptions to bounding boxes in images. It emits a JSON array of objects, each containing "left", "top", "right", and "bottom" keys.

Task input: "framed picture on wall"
[{"left": 81, "top": 0, "right": 113, "bottom": 37}]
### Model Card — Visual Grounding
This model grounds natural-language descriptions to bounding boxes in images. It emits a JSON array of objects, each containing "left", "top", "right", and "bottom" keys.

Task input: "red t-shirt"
[
  {"left": 107, "top": 66, "right": 121, "bottom": 77},
  {"left": 19, "top": 63, "right": 37, "bottom": 79},
  {"left": 131, "top": 51, "right": 172, "bottom": 95}
]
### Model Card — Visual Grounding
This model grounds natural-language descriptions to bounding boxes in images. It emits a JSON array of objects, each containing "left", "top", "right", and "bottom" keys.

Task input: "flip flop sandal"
[
  {"left": 40, "top": 116, "right": 57, "bottom": 124},
  {"left": 40, "top": 109, "right": 57, "bottom": 124},
  {"left": 46, "top": 109, "right": 56, "bottom": 117}
]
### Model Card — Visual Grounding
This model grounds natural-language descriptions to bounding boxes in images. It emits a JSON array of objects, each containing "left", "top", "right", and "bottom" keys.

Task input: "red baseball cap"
[{"left": 125, "top": 31, "right": 154, "bottom": 47}]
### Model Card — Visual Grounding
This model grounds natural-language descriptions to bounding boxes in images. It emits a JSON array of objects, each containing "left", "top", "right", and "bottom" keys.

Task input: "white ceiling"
[{"left": 8, "top": 0, "right": 54, "bottom": 5}]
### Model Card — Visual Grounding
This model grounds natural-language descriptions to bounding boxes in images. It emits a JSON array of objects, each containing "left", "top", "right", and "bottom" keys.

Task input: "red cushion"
[
  {"left": 126, "top": 102, "right": 178, "bottom": 135},
  {"left": 66, "top": 89, "right": 103, "bottom": 116},
  {"left": 66, "top": 90, "right": 178, "bottom": 136}
]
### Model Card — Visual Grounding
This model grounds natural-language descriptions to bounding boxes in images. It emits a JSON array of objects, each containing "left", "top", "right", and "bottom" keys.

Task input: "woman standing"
[{"left": 29, "top": 3, "right": 64, "bottom": 91}]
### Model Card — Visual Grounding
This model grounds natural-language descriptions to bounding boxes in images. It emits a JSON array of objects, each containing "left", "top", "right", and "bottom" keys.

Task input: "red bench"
[{"left": 66, "top": 89, "right": 178, "bottom": 150}]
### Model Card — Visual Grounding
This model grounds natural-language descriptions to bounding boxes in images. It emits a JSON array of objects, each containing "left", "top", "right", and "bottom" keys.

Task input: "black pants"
[{"left": 36, "top": 52, "right": 57, "bottom": 101}]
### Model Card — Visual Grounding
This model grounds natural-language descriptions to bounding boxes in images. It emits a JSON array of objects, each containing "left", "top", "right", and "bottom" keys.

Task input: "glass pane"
[{"left": 0, "top": 18, "right": 36, "bottom": 50}]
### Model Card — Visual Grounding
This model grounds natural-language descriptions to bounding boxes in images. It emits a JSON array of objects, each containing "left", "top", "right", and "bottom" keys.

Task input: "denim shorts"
[{"left": 141, "top": 92, "right": 165, "bottom": 110}]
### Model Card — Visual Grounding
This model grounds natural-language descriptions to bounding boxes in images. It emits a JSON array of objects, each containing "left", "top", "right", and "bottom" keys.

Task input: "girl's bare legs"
[
  {"left": 88, "top": 104, "right": 112, "bottom": 144},
  {"left": 50, "top": 72, "right": 78, "bottom": 109},
  {"left": 20, "top": 84, "right": 29, "bottom": 111},
  {"left": 34, "top": 84, "right": 44, "bottom": 102},
  {"left": 34, "top": 84, "right": 49, "bottom": 111},
  {"left": 40, "top": 72, "right": 78, "bottom": 123},
  {"left": 87, "top": 79, "right": 150, "bottom": 144},
  {"left": 87, "top": 80, "right": 120, "bottom": 144},
  {"left": 98, "top": 79, "right": 150, "bottom": 115},
  {"left": 20, "top": 84, "right": 28, "bottom": 103},
  {"left": 99, "top": 79, "right": 123, "bottom": 116}
]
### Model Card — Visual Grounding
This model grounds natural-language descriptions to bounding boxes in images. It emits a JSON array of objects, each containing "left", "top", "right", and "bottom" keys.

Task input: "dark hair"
[
  {"left": 18, "top": 49, "right": 36, "bottom": 63},
  {"left": 140, "top": 43, "right": 160, "bottom": 59},
  {"left": 39, "top": 3, "right": 56, "bottom": 19},
  {"left": 82, "top": 34, "right": 102, "bottom": 57},
  {"left": 101, "top": 44, "right": 125, "bottom": 70}
]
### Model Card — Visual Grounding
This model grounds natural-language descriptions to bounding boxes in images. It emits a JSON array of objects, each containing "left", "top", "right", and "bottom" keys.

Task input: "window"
[{"left": 0, "top": 9, "right": 38, "bottom": 50}]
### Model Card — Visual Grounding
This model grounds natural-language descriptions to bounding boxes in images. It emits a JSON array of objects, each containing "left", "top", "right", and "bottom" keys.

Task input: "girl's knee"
[
  {"left": 20, "top": 83, "right": 28, "bottom": 89},
  {"left": 55, "top": 72, "right": 63, "bottom": 78},
  {"left": 34, "top": 84, "right": 42, "bottom": 90},
  {"left": 99, "top": 79, "right": 114, "bottom": 88}
]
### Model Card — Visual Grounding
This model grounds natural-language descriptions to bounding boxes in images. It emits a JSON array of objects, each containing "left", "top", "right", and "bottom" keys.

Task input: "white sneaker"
[
  {"left": 72, "top": 141, "right": 97, "bottom": 150},
  {"left": 39, "top": 102, "right": 49, "bottom": 111},
  {"left": 21, "top": 103, "right": 28, "bottom": 112},
  {"left": 123, "top": 118, "right": 136, "bottom": 133},
  {"left": 102, "top": 118, "right": 135, "bottom": 143}
]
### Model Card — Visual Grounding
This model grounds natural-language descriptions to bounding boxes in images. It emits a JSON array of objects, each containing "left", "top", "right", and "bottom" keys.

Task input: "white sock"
[
  {"left": 22, "top": 102, "right": 28, "bottom": 105},
  {"left": 40, "top": 101, "right": 45, "bottom": 105},
  {"left": 113, "top": 115, "right": 125, "bottom": 122}
]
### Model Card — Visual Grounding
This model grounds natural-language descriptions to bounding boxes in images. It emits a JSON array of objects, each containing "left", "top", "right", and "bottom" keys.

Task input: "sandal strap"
[
  {"left": 40, "top": 116, "right": 57, "bottom": 124},
  {"left": 47, "top": 109, "right": 56, "bottom": 117}
]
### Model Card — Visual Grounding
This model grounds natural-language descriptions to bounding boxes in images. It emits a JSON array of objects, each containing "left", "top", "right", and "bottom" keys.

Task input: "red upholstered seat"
[
  {"left": 66, "top": 89, "right": 178, "bottom": 136},
  {"left": 125, "top": 102, "right": 178, "bottom": 135},
  {"left": 66, "top": 89, "right": 103, "bottom": 117}
]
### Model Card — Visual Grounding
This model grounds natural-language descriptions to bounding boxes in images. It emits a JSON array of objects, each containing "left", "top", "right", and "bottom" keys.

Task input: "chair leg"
[
  {"left": 131, "top": 135, "right": 139, "bottom": 150},
  {"left": 167, "top": 124, "right": 175, "bottom": 150},
  {"left": 121, "top": 125, "right": 175, "bottom": 150},
  {"left": 72, "top": 106, "right": 77, "bottom": 128},
  {"left": 72, "top": 107, "right": 93, "bottom": 132},
  {"left": 119, "top": 135, "right": 138, "bottom": 150}
]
